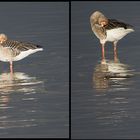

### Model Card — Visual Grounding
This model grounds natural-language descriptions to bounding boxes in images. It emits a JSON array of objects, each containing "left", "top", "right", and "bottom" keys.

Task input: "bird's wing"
[
  {"left": 2, "top": 40, "right": 42, "bottom": 51},
  {"left": 105, "top": 19, "right": 134, "bottom": 30},
  {"left": 1, "top": 40, "right": 43, "bottom": 57}
]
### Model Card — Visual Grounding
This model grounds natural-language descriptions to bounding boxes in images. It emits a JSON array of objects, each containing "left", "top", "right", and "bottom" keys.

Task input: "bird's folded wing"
[
  {"left": 105, "top": 19, "right": 134, "bottom": 30},
  {"left": 2, "top": 40, "right": 40, "bottom": 51}
]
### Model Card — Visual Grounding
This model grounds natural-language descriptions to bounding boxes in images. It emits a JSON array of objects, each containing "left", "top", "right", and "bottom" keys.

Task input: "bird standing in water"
[
  {"left": 90, "top": 11, "right": 134, "bottom": 60},
  {"left": 0, "top": 34, "right": 43, "bottom": 74}
]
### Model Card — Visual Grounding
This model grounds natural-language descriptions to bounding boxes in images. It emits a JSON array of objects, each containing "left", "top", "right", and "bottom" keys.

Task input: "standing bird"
[
  {"left": 90, "top": 11, "right": 134, "bottom": 60},
  {"left": 0, "top": 34, "right": 43, "bottom": 74}
]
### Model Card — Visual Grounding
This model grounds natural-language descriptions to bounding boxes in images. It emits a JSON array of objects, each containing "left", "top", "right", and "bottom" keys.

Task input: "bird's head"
[
  {"left": 0, "top": 34, "right": 7, "bottom": 43},
  {"left": 90, "top": 11, "right": 108, "bottom": 27}
]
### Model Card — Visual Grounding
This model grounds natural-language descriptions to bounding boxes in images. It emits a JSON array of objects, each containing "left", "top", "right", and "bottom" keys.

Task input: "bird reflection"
[
  {"left": 0, "top": 72, "right": 43, "bottom": 107},
  {"left": 0, "top": 72, "right": 43, "bottom": 93},
  {"left": 0, "top": 71, "right": 44, "bottom": 129},
  {"left": 93, "top": 55, "right": 134, "bottom": 92}
]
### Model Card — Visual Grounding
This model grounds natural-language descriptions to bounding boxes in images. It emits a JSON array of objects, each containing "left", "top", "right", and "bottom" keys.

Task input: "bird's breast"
[
  {"left": 0, "top": 47, "right": 13, "bottom": 62},
  {"left": 93, "top": 25, "right": 106, "bottom": 40}
]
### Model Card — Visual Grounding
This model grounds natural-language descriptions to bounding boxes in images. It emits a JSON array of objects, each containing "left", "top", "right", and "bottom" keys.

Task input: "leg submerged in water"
[
  {"left": 10, "top": 61, "right": 14, "bottom": 74},
  {"left": 113, "top": 41, "right": 118, "bottom": 62},
  {"left": 101, "top": 43, "right": 105, "bottom": 60}
]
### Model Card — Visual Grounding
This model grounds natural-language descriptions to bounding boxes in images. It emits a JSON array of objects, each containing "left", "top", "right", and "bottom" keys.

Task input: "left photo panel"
[{"left": 0, "top": 2, "right": 69, "bottom": 138}]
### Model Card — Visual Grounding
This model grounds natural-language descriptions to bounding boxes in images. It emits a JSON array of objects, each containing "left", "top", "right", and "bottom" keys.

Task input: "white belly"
[
  {"left": 106, "top": 28, "right": 134, "bottom": 42},
  {"left": 13, "top": 48, "right": 43, "bottom": 61},
  {"left": 0, "top": 48, "right": 43, "bottom": 62}
]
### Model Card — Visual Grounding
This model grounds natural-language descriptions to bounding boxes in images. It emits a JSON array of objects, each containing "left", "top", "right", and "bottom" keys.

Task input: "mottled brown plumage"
[
  {"left": 90, "top": 11, "right": 134, "bottom": 60},
  {"left": 0, "top": 33, "right": 43, "bottom": 74}
]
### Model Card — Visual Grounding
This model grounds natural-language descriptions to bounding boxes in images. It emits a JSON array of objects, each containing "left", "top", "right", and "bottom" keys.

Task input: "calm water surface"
[
  {"left": 0, "top": 2, "right": 69, "bottom": 138},
  {"left": 72, "top": 2, "right": 140, "bottom": 139}
]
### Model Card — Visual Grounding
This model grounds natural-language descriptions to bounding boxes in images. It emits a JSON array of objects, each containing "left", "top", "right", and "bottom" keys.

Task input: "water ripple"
[
  {"left": 93, "top": 58, "right": 135, "bottom": 92},
  {"left": 0, "top": 72, "right": 44, "bottom": 94}
]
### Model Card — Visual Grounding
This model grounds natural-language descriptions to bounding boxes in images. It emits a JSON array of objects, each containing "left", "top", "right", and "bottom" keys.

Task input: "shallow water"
[
  {"left": 71, "top": 2, "right": 140, "bottom": 139},
  {"left": 0, "top": 2, "right": 69, "bottom": 138}
]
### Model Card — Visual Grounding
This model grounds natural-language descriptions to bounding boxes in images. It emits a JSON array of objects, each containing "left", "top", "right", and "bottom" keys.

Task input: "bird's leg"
[
  {"left": 113, "top": 41, "right": 118, "bottom": 62},
  {"left": 101, "top": 43, "right": 105, "bottom": 61}
]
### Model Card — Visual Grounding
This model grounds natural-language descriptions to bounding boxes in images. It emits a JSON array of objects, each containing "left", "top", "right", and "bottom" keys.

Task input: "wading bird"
[
  {"left": 0, "top": 34, "right": 43, "bottom": 74},
  {"left": 90, "top": 11, "right": 134, "bottom": 60}
]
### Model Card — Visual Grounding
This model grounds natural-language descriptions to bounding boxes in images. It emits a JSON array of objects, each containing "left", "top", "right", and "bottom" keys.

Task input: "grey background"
[
  {"left": 0, "top": 2, "right": 69, "bottom": 138},
  {"left": 71, "top": 1, "right": 140, "bottom": 139}
]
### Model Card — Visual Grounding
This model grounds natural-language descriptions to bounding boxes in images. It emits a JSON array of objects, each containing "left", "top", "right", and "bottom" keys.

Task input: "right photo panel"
[{"left": 71, "top": 1, "right": 140, "bottom": 139}]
